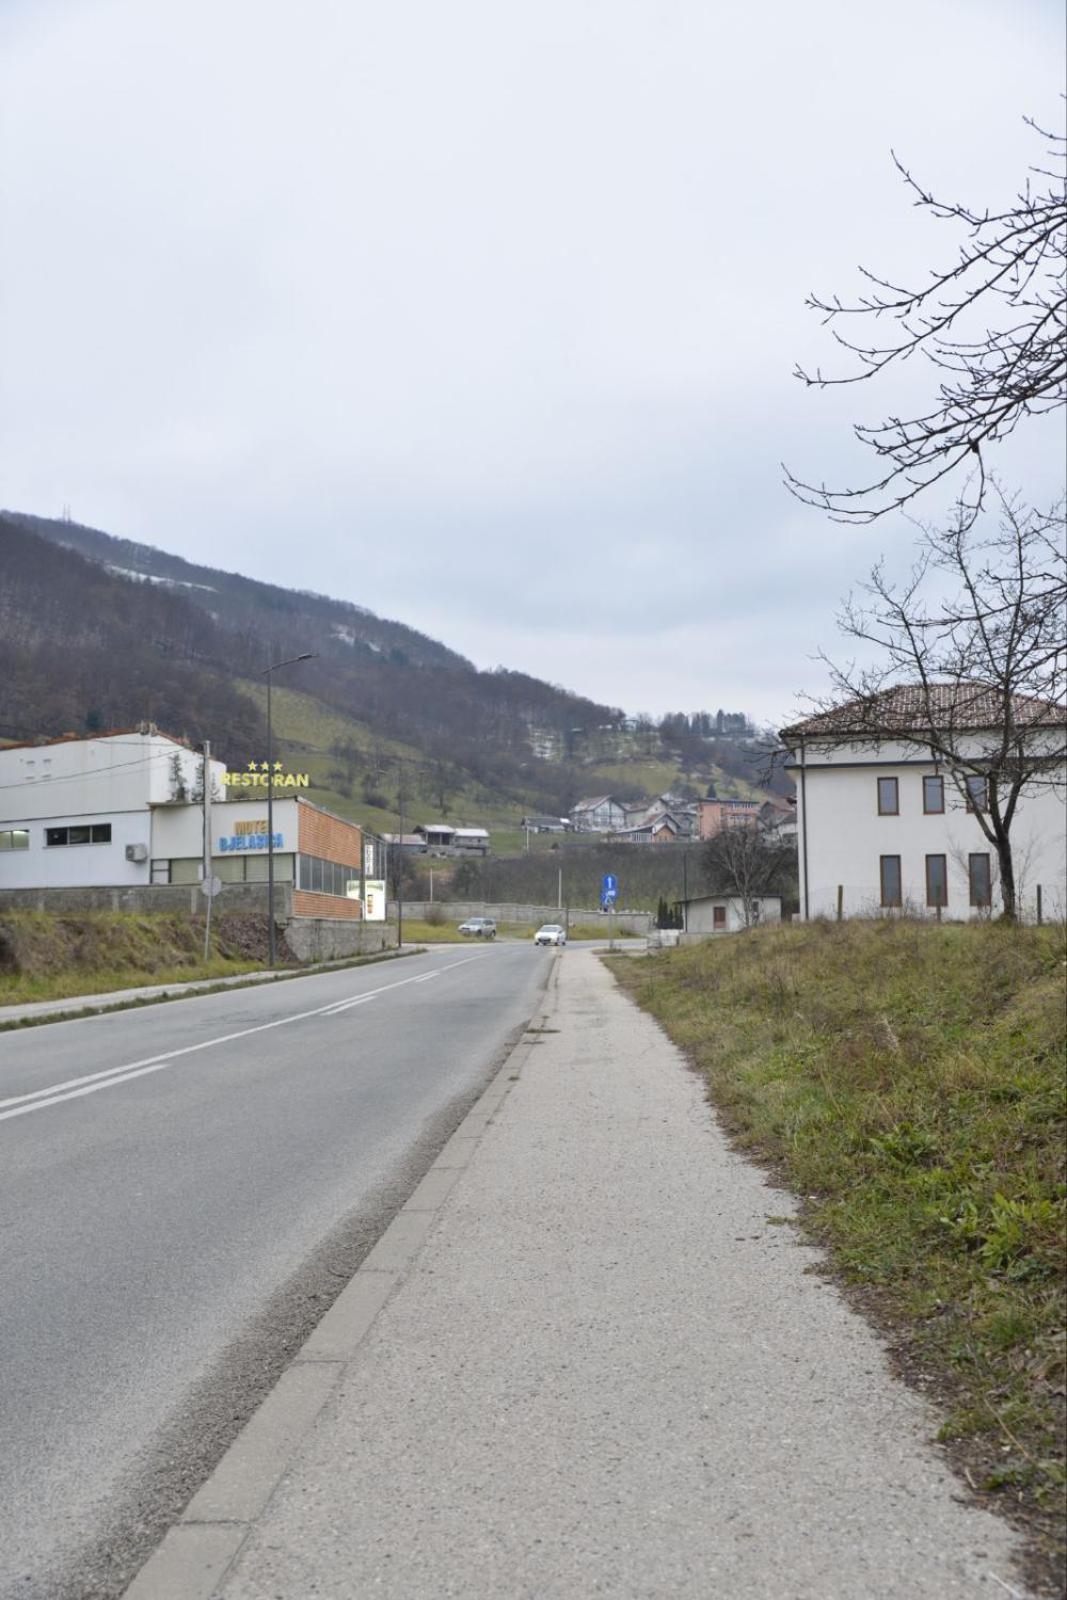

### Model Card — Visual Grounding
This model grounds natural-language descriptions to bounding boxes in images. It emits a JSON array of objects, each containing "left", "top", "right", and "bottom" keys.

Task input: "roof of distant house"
[
  {"left": 453, "top": 828, "right": 489, "bottom": 839},
  {"left": 781, "top": 683, "right": 1066, "bottom": 740}
]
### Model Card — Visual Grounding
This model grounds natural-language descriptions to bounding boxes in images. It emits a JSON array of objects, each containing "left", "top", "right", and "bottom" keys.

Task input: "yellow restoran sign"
[{"left": 224, "top": 762, "right": 311, "bottom": 789}]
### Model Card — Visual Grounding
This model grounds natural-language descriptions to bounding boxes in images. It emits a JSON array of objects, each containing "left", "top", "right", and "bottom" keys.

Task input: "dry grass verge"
[
  {"left": 609, "top": 920, "right": 1066, "bottom": 1591},
  {"left": 0, "top": 910, "right": 276, "bottom": 1004}
]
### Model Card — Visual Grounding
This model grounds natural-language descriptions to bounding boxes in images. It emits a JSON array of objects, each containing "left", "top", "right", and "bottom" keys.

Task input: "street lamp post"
[{"left": 262, "top": 653, "right": 316, "bottom": 967}]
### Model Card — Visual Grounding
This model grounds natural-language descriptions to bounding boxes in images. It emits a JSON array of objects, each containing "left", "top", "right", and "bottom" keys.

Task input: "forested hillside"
[{"left": 1, "top": 510, "right": 785, "bottom": 833}]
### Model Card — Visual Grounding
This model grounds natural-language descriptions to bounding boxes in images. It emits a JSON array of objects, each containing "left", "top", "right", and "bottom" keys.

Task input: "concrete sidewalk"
[{"left": 128, "top": 949, "right": 1029, "bottom": 1600}]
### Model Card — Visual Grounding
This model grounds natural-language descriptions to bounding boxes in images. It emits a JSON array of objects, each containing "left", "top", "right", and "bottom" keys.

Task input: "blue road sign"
[{"left": 602, "top": 873, "right": 618, "bottom": 893}]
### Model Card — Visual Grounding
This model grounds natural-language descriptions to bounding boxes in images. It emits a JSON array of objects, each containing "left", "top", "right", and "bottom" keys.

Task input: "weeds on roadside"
[{"left": 611, "top": 920, "right": 1066, "bottom": 1550}]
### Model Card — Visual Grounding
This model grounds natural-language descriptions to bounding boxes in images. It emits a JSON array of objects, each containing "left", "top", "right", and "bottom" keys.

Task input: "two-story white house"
[{"left": 781, "top": 686, "right": 1066, "bottom": 922}]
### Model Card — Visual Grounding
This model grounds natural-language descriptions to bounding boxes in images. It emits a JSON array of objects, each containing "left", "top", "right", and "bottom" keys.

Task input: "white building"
[
  {"left": 677, "top": 893, "right": 783, "bottom": 933},
  {"left": 781, "top": 688, "right": 1066, "bottom": 922},
  {"left": 0, "top": 728, "right": 222, "bottom": 888},
  {"left": 0, "top": 730, "right": 373, "bottom": 919}
]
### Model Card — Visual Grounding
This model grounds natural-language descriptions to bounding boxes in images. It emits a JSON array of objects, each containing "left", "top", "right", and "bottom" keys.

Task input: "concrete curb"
[{"left": 121, "top": 968, "right": 558, "bottom": 1600}]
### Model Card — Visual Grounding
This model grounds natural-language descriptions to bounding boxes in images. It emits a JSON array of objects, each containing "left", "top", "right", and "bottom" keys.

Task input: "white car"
[{"left": 534, "top": 924, "right": 567, "bottom": 947}]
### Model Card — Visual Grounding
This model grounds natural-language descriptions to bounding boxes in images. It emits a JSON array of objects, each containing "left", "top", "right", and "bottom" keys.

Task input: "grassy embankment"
[
  {"left": 611, "top": 920, "right": 1066, "bottom": 1566},
  {"left": 0, "top": 911, "right": 273, "bottom": 1005}
]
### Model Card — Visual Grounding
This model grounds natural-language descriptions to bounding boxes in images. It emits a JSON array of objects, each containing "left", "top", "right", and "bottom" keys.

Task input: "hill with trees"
[{"left": 0, "top": 510, "right": 786, "bottom": 837}]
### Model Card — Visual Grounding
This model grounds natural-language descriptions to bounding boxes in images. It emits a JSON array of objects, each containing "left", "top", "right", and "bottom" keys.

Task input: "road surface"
[{"left": 0, "top": 944, "right": 549, "bottom": 1600}]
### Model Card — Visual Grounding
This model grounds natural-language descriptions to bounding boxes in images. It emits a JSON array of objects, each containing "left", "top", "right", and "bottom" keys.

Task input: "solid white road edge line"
[{"left": 0, "top": 954, "right": 486, "bottom": 1123}]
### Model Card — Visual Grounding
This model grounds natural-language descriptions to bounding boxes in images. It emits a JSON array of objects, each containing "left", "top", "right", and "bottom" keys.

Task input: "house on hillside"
[
  {"left": 780, "top": 686, "right": 1066, "bottom": 921},
  {"left": 521, "top": 814, "right": 571, "bottom": 834},
  {"left": 453, "top": 828, "right": 490, "bottom": 855},
  {"left": 697, "top": 797, "right": 760, "bottom": 838},
  {"left": 415, "top": 823, "right": 455, "bottom": 851},
  {"left": 758, "top": 795, "right": 798, "bottom": 844},
  {"left": 571, "top": 795, "right": 628, "bottom": 832},
  {"left": 611, "top": 812, "right": 681, "bottom": 845}
]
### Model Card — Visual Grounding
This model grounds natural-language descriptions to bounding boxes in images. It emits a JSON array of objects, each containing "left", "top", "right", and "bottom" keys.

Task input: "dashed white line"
[{"left": 0, "top": 954, "right": 485, "bottom": 1124}]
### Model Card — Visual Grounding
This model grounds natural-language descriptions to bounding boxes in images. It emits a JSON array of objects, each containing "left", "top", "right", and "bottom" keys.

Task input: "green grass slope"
[{"left": 612, "top": 920, "right": 1066, "bottom": 1585}]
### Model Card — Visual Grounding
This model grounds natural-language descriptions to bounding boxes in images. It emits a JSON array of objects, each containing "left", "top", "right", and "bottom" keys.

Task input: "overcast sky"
[{"left": 1, "top": 0, "right": 1063, "bottom": 726}]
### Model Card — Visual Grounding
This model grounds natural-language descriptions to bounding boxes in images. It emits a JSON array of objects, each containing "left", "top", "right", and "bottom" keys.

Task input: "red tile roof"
[{"left": 781, "top": 683, "right": 1065, "bottom": 740}]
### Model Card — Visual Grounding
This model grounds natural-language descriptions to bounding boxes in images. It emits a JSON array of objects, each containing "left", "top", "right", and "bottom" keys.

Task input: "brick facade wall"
[
  {"left": 297, "top": 802, "right": 364, "bottom": 869},
  {"left": 292, "top": 888, "right": 362, "bottom": 920}
]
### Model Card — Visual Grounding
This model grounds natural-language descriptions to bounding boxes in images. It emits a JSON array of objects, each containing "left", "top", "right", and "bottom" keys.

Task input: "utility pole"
[
  {"left": 261, "top": 653, "right": 316, "bottom": 968},
  {"left": 396, "top": 761, "right": 405, "bottom": 948},
  {"left": 202, "top": 740, "right": 214, "bottom": 962}
]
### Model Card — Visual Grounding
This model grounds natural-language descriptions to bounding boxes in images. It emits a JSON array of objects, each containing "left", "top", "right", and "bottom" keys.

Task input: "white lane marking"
[
  {"left": 0, "top": 954, "right": 486, "bottom": 1123},
  {"left": 320, "top": 995, "right": 378, "bottom": 1017}
]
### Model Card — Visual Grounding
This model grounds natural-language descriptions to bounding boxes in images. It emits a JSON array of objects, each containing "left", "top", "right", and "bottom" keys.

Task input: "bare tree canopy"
[
  {"left": 786, "top": 118, "right": 1066, "bottom": 524},
  {"left": 701, "top": 826, "right": 796, "bottom": 925},
  {"left": 795, "top": 488, "right": 1067, "bottom": 919}
]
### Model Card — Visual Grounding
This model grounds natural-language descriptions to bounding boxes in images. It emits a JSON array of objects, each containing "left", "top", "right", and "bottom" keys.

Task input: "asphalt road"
[{"left": 0, "top": 944, "right": 550, "bottom": 1600}]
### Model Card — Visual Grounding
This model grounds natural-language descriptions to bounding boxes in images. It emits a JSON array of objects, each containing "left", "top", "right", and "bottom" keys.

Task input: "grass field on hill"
[{"left": 610, "top": 920, "right": 1066, "bottom": 1585}]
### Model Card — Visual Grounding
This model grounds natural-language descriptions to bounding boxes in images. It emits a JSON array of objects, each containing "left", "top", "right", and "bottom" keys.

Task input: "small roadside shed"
[{"left": 674, "top": 893, "right": 783, "bottom": 933}]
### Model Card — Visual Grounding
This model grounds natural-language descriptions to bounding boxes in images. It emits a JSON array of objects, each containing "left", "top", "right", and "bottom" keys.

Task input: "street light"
[{"left": 261, "top": 653, "right": 317, "bottom": 967}]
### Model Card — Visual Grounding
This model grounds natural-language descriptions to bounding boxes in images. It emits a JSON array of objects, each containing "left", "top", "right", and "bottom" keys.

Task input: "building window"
[
  {"left": 923, "top": 776, "right": 944, "bottom": 814},
  {"left": 297, "top": 853, "right": 358, "bottom": 898},
  {"left": 712, "top": 905, "right": 727, "bottom": 929},
  {"left": 969, "top": 853, "right": 992, "bottom": 908},
  {"left": 151, "top": 859, "right": 171, "bottom": 884},
  {"left": 965, "top": 775, "right": 988, "bottom": 812},
  {"left": 45, "top": 823, "right": 112, "bottom": 847},
  {"left": 0, "top": 829, "right": 30, "bottom": 851},
  {"left": 877, "top": 777, "right": 899, "bottom": 815},
  {"left": 926, "top": 854, "right": 948, "bottom": 908},
  {"left": 880, "top": 855, "right": 902, "bottom": 908}
]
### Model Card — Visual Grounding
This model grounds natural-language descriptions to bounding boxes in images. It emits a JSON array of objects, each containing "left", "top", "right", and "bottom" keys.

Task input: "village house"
[
  {"left": 697, "top": 796, "right": 761, "bottom": 838},
  {"left": 758, "top": 794, "right": 798, "bottom": 844},
  {"left": 571, "top": 795, "right": 628, "bottom": 832},
  {"left": 780, "top": 687, "right": 1066, "bottom": 922}
]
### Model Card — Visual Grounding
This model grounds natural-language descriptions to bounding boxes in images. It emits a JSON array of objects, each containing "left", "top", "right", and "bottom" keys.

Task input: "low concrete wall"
[
  {"left": 0, "top": 883, "right": 399, "bottom": 963},
  {"left": 398, "top": 901, "right": 653, "bottom": 935},
  {"left": 0, "top": 883, "right": 295, "bottom": 917},
  {"left": 283, "top": 920, "right": 397, "bottom": 962}
]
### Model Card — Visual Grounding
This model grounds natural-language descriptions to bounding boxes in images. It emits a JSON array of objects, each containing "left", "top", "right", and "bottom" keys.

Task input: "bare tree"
[
  {"left": 812, "top": 489, "right": 1066, "bottom": 920},
  {"left": 702, "top": 827, "right": 796, "bottom": 927},
  {"left": 786, "top": 119, "right": 1066, "bottom": 524}
]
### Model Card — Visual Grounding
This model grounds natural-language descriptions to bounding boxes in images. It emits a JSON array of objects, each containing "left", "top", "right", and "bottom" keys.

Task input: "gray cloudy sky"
[{"left": 2, "top": 0, "right": 1064, "bottom": 726}]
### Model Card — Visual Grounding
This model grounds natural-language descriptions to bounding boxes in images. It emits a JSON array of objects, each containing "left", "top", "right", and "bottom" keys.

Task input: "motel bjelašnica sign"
[{"left": 223, "top": 762, "right": 311, "bottom": 790}]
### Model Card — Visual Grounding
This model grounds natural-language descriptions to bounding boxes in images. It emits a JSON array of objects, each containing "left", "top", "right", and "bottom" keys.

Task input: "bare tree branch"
[{"left": 784, "top": 117, "right": 1066, "bottom": 524}]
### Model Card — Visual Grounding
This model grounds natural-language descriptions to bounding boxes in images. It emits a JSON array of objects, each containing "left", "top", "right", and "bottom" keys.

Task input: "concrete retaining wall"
[
  {"left": 283, "top": 920, "right": 397, "bottom": 962},
  {"left": 0, "top": 883, "right": 399, "bottom": 964},
  {"left": 0, "top": 883, "right": 294, "bottom": 917},
  {"left": 398, "top": 901, "right": 653, "bottom": 935}
]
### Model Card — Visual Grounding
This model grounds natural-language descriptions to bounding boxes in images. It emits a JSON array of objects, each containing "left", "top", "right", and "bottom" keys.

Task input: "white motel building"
[{"left": 0, "top": 728, "right": 381, "bottom": 919}]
